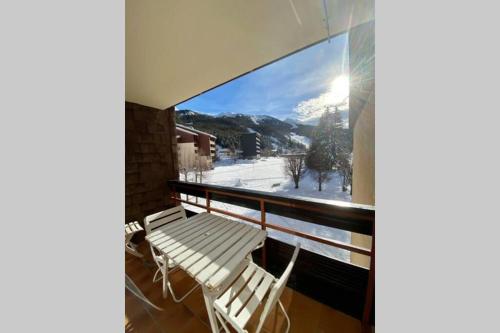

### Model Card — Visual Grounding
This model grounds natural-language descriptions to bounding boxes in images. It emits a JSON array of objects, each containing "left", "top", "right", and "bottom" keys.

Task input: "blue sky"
[{"left": 177, "top": 33, "right": 349, "bottom": 122}]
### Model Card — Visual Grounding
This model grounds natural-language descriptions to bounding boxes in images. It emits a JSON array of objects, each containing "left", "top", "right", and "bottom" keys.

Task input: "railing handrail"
[
  {"left": 170, "top": 180, "right": 375, "bottom": 211},
  {"left": 169, "top": 180, "right": 374, "bottom": 235}
]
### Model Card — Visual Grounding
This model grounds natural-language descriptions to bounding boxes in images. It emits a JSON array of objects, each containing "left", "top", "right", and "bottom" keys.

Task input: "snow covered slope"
[
  {"left": 181, "top": 157, "right": 352, "bottom": 262},
  {"left": 290, "top": 133, "right": 311, "bottom": 148}
]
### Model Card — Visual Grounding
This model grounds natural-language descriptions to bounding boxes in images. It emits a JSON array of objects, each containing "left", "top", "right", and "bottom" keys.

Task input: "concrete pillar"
[
  {"left": 351, "top": 93, "right": 375, "bottom": 267},
  {"left": 349, "top": 21, "right": 375, "bottom": 268}
]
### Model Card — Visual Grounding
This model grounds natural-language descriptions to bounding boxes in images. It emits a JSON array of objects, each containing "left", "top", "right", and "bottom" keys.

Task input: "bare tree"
[
  {"left": 230, "top": 147, "right": 239, "bottom": 163},
  {"left": 194, "top": 157, "right": 211, "bottom": 184},
  {"left": 179, "top": 167, "right": 190, "bottom": 182},
  {"left": 179, "top": 147, "right": 197, "bottom": 202},
  {"left": 283, "top": 154, "right": 306, "bottom": 189},
  {"left": 178, "top": 143, "right": 196, "bottom": 181}
]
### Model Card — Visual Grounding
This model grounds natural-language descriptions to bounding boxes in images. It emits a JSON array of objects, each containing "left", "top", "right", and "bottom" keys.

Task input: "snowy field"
[{"left": 181, "top": 157, "right": 353, "bottom": 262}]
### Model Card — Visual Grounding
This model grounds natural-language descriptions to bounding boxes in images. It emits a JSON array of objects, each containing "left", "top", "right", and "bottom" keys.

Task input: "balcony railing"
[{"left": 168, "top": 180, "right": 375, "bottom": 328}]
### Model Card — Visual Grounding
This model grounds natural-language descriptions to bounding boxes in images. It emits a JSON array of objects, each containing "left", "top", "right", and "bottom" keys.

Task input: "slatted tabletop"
[{"left": 145, "top": 212, "right": 266, "bottom": 291}]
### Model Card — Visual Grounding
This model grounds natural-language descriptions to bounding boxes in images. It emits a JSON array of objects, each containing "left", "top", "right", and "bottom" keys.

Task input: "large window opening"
[{"left": 174, "top": 33, "right": 355, "bottom": 262}]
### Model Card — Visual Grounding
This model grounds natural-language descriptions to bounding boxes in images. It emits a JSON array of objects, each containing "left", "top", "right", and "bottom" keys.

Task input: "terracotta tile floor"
[{"left": 125, "top": 242, "right": 371, "bottom": 333}]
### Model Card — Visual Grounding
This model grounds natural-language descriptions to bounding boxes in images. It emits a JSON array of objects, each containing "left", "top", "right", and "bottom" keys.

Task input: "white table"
[{"left": 145, "top": 212, "right": 267, "bottom": 333}]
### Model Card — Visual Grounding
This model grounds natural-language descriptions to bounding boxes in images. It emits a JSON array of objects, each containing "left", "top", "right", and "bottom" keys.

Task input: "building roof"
[
  {"left": 176, "top": 126, "right": 199, "bottom": 137},
  {"left": 126, "top": 0, "right": 374, "bottom": 109},
  {"left": 241, "top": 132, "right": 260, "bottom": 137},
  {"left": 177, "top": 124, "right": 216, "bottom": 139}
]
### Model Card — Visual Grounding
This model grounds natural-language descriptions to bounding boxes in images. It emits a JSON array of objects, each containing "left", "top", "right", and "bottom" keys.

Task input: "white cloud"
[{"left": 293, "top": 75, "right": 350, "bottom": 124}]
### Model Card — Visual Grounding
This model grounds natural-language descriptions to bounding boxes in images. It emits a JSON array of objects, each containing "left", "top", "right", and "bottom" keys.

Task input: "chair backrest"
[
  {"left": 256, "top": 243, "right": 301, "bottom": 333},
  {"left": 143, "top": 205, "right": 187, "bottom": 234}
]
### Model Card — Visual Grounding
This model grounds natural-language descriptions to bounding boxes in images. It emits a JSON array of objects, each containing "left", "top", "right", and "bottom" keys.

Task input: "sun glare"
[{"left": 328, "top": 75, "right": 349, "bottom": 105}]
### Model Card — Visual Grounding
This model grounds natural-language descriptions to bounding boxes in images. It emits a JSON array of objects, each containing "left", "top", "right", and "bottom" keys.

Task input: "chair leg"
[
  {"left": 125, "top": 233, "right": 143, "bottom": 258},
  {"left": 168, "top": 282, "right": 200, "bottom": 303},
  {"left": 150, "top": 245, "right": 165, "bottom": 284},
  {"left": 278, "top": 300, "right": 291, "bottom": 333},
  {"left": 215, "top": 311, "right": 232, "bottom": 333},
  {"left": 150, "top": 246, "right": 199, "bottom": 302},
  {"left": 152, "top": 268, "right": 162, "bottom": 283},
  {"left": 159, "top": 255, "right": 199, "bottom": 302},
  {"left": 125, "top": 242, "right": 143, "bottom": 258},
  {"left": 162, "top": 258, "right": 169, "bottom": 298}
]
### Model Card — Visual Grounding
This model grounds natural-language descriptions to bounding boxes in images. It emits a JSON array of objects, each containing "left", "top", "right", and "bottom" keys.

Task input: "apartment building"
[
  {"left": 240, "top": 132, "right": 261, "bottom": 159},
  {"left": 176, "top": 124, "right": 216, "bottom": 170}
]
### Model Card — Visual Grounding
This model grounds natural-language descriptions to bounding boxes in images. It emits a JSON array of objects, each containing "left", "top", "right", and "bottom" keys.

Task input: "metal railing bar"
[{"left": 171, "top": 196, "right": 371, "bottom": 256}]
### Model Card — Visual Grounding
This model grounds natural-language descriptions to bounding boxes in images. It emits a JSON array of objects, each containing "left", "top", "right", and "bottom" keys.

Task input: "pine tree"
[
  {"left": 332, "top": 108, "right": 353, "bottom": 192},
  {"left": 305, "top": 107, "right": 336, "bottom": 191}
]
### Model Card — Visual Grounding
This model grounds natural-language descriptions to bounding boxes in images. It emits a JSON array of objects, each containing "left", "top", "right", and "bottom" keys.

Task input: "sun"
[{"left": 327, "top": 75, "right": 350, "bottom": 106}]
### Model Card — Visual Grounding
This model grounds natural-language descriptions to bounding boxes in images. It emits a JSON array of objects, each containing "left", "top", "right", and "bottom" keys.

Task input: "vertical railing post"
[
  {"left": 362, "top": 223, "right": 375, "bottom": 332},
  {"left": 205, "top": 190, "right": 211, "bottom": 213},
  {"left": 260, "top": 199, "right": 267, "bottom": 269},
  {"left": 172, "top": 184, "right": 180, "bottom": 207}
]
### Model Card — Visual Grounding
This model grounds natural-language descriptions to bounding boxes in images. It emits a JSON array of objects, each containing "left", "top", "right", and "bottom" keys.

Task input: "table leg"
[
  {"left": 202, "top": 285, "right": 219, "bottom": 333},
  {"left": 162, "top": 255, "right": 169, "bottom": 298}
]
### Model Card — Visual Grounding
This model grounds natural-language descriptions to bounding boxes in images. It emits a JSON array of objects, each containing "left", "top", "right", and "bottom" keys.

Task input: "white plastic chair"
[
  {"left": 125, "top": 221, "right": 144, "bottom": 258},
  {"left": 144, "top": 205, "right": 200, "bottom": 302},
  {"left": 213, "top": 243, "right": 301, "bottom": 333}
]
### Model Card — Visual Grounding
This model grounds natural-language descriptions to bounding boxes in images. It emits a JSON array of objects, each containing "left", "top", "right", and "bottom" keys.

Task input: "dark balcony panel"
[
  {"left": 169, "top": 181, "right": 374, "bottom": 236},
  {"left": 172, "top": 182, "right": 205, "bottom": 198},
  {"left": 211, "top": 192, "right": 261, "bottom": 211},
  {"left": 252, "top": 237, "right": 372, "bottom": 323}
]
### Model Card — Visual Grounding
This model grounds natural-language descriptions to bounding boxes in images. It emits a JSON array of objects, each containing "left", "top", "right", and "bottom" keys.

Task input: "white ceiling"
[{"left": 126, "top": 0, "right": 374, "bottom": 110}]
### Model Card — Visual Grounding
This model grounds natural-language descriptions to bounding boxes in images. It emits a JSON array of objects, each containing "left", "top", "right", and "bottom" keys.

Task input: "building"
[
  {"left": 240, "top": 132, "right": 261, "bottom": 159},
  {"left": 176, "top": 126, "right": 199, "bottom": 172},
  {"left": 176, "top": 124, "right": 216, "bottom": 170},
  {"left": 177, "top": 124, "right": 217, "bottom": 163}
]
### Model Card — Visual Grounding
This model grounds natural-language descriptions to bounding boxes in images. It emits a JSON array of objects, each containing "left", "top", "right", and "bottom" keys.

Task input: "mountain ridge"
[{"left": 175, "top": 109, "right": 315, "bottom": 152}]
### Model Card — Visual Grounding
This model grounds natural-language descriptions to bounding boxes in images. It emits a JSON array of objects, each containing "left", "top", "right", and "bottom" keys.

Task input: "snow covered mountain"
[{"left": 176, "top": 109, "right": 315, "bottom": 151}]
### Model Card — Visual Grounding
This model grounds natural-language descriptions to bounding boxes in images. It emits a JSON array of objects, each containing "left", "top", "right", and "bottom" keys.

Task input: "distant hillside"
[{"left": 175, "top": 110, "right": 315, "bottom": 152}]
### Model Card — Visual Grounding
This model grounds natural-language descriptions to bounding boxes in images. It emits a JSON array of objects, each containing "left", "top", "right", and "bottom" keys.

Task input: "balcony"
[
  {"left": 150, "top": 181, "right": 373, "bottom": 330},
  {"left": 125, "top": 178, "right": 374, "bottom": 332}
]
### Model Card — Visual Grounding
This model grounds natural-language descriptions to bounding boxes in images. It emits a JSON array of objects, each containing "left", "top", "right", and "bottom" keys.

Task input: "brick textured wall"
[{"left": 125, "top": 102, "right": 179, "bottom": 225}]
